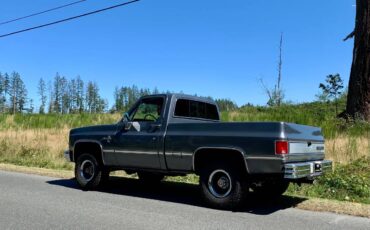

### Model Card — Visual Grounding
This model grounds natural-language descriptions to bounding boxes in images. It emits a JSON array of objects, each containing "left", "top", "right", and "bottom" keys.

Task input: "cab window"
[
  {"left": 131, "top": 97, "right": 164, "bottom": 122},
  {"left": 174, "top": 99, "right": 219, "bottom": 120}
]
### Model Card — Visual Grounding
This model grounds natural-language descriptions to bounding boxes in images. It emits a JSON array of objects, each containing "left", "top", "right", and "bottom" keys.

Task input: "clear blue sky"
[{"left": 0, "top": 0, "right": 356, "bottom": 109}]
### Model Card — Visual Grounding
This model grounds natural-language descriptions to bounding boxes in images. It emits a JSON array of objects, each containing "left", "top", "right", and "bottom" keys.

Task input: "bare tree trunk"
[
  {"left": 346, "top": 0, "right": 370, "bottom": 121},
  {"left": 277, "top": 33, "right": 283, "bottom": 107}
]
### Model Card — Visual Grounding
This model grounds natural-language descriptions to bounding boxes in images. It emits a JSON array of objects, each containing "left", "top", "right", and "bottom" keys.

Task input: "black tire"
[
  {"left": 137, "top": 172, "right": 164, "bottom": 183},
  {"left": 75, "top": 153, "right": 105, "bottom": 190},
  {"left": 100, "top": 169, "right": 110, "bottom": 185},
  {"left": 200, "top": 162, "right": 248, "bottom": 210},
  {"left": 253, "top": 180, "right": 290, "bottom": 198}
]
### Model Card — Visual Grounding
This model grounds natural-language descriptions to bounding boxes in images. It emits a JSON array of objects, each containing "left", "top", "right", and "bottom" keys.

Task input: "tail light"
[{"left": 275, "top": 141, "right": 289, "bottom": 155}]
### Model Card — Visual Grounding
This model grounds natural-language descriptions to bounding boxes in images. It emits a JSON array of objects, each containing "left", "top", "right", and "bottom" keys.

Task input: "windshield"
[{"left": 126, "top": 97, "right": 164, "bottom": 122}]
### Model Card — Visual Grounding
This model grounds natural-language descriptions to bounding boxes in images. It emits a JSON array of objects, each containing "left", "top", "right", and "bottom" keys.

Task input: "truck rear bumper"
[{"left": 284, "top": 160, "right": 332, "bottom": 179}]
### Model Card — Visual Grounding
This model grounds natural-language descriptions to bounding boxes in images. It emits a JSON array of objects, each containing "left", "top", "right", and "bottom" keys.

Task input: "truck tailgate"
[{"left": 283, "top": 123, "right": 325, "bottom": 162}]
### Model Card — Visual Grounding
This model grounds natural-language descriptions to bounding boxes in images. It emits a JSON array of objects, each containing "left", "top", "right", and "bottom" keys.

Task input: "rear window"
[{"left": 174, "top": 99, "right": 219, "bottom": 120}]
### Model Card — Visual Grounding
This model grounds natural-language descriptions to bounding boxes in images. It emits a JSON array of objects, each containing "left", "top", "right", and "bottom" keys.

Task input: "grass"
[
  {"left": 287, "top": 157, "right": 370, "bottom": 204},
  {"left": 0, "top": 103, "right": 369, "bottom": 205}
]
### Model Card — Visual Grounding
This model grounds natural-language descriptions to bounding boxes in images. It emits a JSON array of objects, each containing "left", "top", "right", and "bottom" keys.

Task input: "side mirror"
[{"left": 124, "top": 122, "right": 133, "bottom": 131}]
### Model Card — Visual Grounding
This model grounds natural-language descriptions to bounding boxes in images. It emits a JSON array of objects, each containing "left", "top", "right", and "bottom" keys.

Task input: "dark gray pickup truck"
[{"left": 65, "top": 93, "right": 332, "bottom": 209}]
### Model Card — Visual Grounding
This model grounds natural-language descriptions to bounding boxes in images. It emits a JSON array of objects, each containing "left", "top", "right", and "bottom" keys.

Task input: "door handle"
[{"left": 149, "top": 124, "right": 162, "bottom": 132}]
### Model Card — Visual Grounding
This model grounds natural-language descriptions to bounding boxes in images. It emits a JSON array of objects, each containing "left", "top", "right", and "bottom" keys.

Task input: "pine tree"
[
  {"left": 8, "top": 72, "right": 27, "bottom": 114},
  {"left": 60, "top": 76, "right": 69, "bottom": 114},
  {"left": 38, "top": 78, "right": 47, "bottom": 114},
  {"left": 53, "top": 73, "right": 62, "bottom": 113},
  {"left": 69, "top": 78, "right": 78, "bottom": 113},
  {"left": 76, "top": 76, "right": 84, "bottom": 113},
  {"left": 0, "top": 73, "right": 5, "bottom": 112}
]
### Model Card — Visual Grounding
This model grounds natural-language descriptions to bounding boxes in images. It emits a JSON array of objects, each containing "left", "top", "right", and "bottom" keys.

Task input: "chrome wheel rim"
[
  {"left": 80, "top": 159, "right": 95, "bottom": 182},
  {"left": 208, "top": 169, "right": 232, "bottom": 198}
]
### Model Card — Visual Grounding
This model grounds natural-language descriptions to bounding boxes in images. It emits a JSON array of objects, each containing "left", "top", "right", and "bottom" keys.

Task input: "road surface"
[{"left": 0, "top": 170, "right": 369, "bottom": 230}]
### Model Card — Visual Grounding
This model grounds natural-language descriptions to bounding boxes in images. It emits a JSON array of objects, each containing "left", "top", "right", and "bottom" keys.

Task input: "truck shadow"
[{"left": 47, "top": 176, "right": 307, "bottom": 215}]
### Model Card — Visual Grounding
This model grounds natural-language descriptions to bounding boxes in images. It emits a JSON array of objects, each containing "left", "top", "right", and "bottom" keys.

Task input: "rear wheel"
[
  {"left": 75, "top": 153, "right": 105, "bottom": 190},
  {"left": 200, "top": 162, "right": 248, "bottom": 210}
]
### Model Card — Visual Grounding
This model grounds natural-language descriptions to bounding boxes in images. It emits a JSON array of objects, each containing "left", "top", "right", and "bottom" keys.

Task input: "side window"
[
  {"left": 174, "top": 99, "right": 190, "bottom": 117},
  {"left": 131, "top": 97, "right": 164, "bottom": 122},
  {"left": 174, "top": 99, "right": 219, "bottom": 120}
]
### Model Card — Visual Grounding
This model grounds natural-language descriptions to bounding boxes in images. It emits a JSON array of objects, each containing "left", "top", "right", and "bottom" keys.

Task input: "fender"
[
  {"left": 72, "top": 139, "right": 105, "bottom": 164},
  {"left": 192, "top": 146, "right": 249, "bottom": 173}
]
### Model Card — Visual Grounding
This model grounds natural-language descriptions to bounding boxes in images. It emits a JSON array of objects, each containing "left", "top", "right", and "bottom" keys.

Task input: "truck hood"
[{"left": 70, "top": 124, "right": 117, "bottom": 135}]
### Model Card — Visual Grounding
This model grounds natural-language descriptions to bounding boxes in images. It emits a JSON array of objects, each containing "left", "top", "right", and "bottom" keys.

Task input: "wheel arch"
[
  {"left": 192, "top": 147, "right": 249, "bottom": 175},
  {"left": 73, "top": 140, "right": 105, "bottom": 165}
]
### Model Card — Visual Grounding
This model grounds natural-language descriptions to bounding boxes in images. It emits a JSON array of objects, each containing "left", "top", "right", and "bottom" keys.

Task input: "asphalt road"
[{"left": 0, "top": 170, "right": 369, "bottom": 230}]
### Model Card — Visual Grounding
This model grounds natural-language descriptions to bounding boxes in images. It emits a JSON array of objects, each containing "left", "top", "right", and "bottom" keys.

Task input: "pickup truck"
[{"left": 65, "top": 93, "right": 332, "bottom": 209}]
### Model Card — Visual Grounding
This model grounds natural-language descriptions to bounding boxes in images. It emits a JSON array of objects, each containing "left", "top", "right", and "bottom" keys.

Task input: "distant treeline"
[{"left": 0, "top": 71, "right": 238, "bottom": 114}]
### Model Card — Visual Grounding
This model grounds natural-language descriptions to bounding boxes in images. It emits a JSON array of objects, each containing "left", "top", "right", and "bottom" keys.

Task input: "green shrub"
[{"left": 288, "top": 157, "right": 370, "bottom": 204}]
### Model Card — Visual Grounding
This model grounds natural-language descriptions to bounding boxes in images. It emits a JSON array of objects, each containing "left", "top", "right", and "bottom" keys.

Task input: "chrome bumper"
[
  {"left": 64, "top": 150, "right": 72, "bottom": 162},
  {"left": 284, "top": 160, "right": 332, "bottom": 179}
]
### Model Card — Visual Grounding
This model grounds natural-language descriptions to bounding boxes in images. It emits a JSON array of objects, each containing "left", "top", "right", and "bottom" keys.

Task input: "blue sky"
[{"left": 0, "top": 0, "right": 356, "bottom": 108}]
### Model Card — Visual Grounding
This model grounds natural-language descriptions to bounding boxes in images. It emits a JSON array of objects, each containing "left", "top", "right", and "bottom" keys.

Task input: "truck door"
[{"left": 114, "top": 97, "right": 165, "bottom": 169}]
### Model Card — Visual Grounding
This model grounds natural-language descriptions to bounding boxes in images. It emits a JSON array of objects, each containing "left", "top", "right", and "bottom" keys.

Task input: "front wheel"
[
  {"left": 200, "top": 162, "right": 248, "bottom": 210},
  {"left": 75, "top": 153, "right": 105, "bottom": 190}
]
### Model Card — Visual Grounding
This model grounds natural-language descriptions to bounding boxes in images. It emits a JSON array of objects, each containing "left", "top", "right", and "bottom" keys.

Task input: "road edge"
[{"left": 0, "top": 163, "right": 369, "bottom": 218}]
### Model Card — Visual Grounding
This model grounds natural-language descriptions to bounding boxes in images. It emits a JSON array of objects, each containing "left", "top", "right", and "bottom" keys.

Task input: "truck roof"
[{"left": 141, "top": 93, "right": 217, "bottom": 105}]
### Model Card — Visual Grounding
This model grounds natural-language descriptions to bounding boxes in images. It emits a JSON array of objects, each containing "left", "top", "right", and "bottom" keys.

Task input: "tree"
[
  {"left": 1, "top": 73, "right": 10, "bottom": 113},
  {"left": 76, "top": 76, "right": 84, "bottom": 113},
  {"left": 260, "top": 33, "right": 285, "bottom": 106},
  {"left": 47, "top": 80, "right": 53, "bottom": 113},
  {"left": 319, "top": 74, "right": 344, "bottom": 116},
  {"left": 85, "top": 81, "right": 104, "bottom": 113},
  {"left": 8, "top": 72, "right": 27, "bottom": 114},
  {"left": 53, "top": 73, "right": 63, "bottom": 113},
  {"left": 38, "top": 78, "right": 47, "bottom": 114},
  {"left": 60, "top": 76, "right": 70, "bottom": 114},
  {"left": 345, "top": 1, "right": 370, "bottom": 121},
  {"left": 215, "top": 99, "right": 238, "bottom": 111},
  {"left": 0, "top": 73, "right": 6, "bottom": 112},
  {"left": 68, "top": 78, "right": 78, "bottom": 113}
]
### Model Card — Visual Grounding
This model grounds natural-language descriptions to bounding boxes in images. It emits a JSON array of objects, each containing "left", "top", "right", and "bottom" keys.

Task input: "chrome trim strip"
[
  {"left": 246, "top": 156, "right": 283, "bottom": 160},
  {"left": 114, "top": 150, "right": 158, "bottom": 155},
  {"left": 103, "top": 150, "right": 115, "bottom": 153},
  {"left": 192, "top": 146, "right": 249, "bottom": 173}
]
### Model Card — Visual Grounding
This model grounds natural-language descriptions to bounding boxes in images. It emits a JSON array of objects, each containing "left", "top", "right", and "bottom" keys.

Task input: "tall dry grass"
[
  {"left": 325, "top": 135, "right": 370, "bottom": 164},
  {"left": 0, "top": 128, "right": 72, "bottom": 169}
]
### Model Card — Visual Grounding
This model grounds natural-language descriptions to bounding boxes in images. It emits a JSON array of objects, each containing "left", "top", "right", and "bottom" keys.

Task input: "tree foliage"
[{"left": 319, "top": 74, "right": 344, "bottom": 115}]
